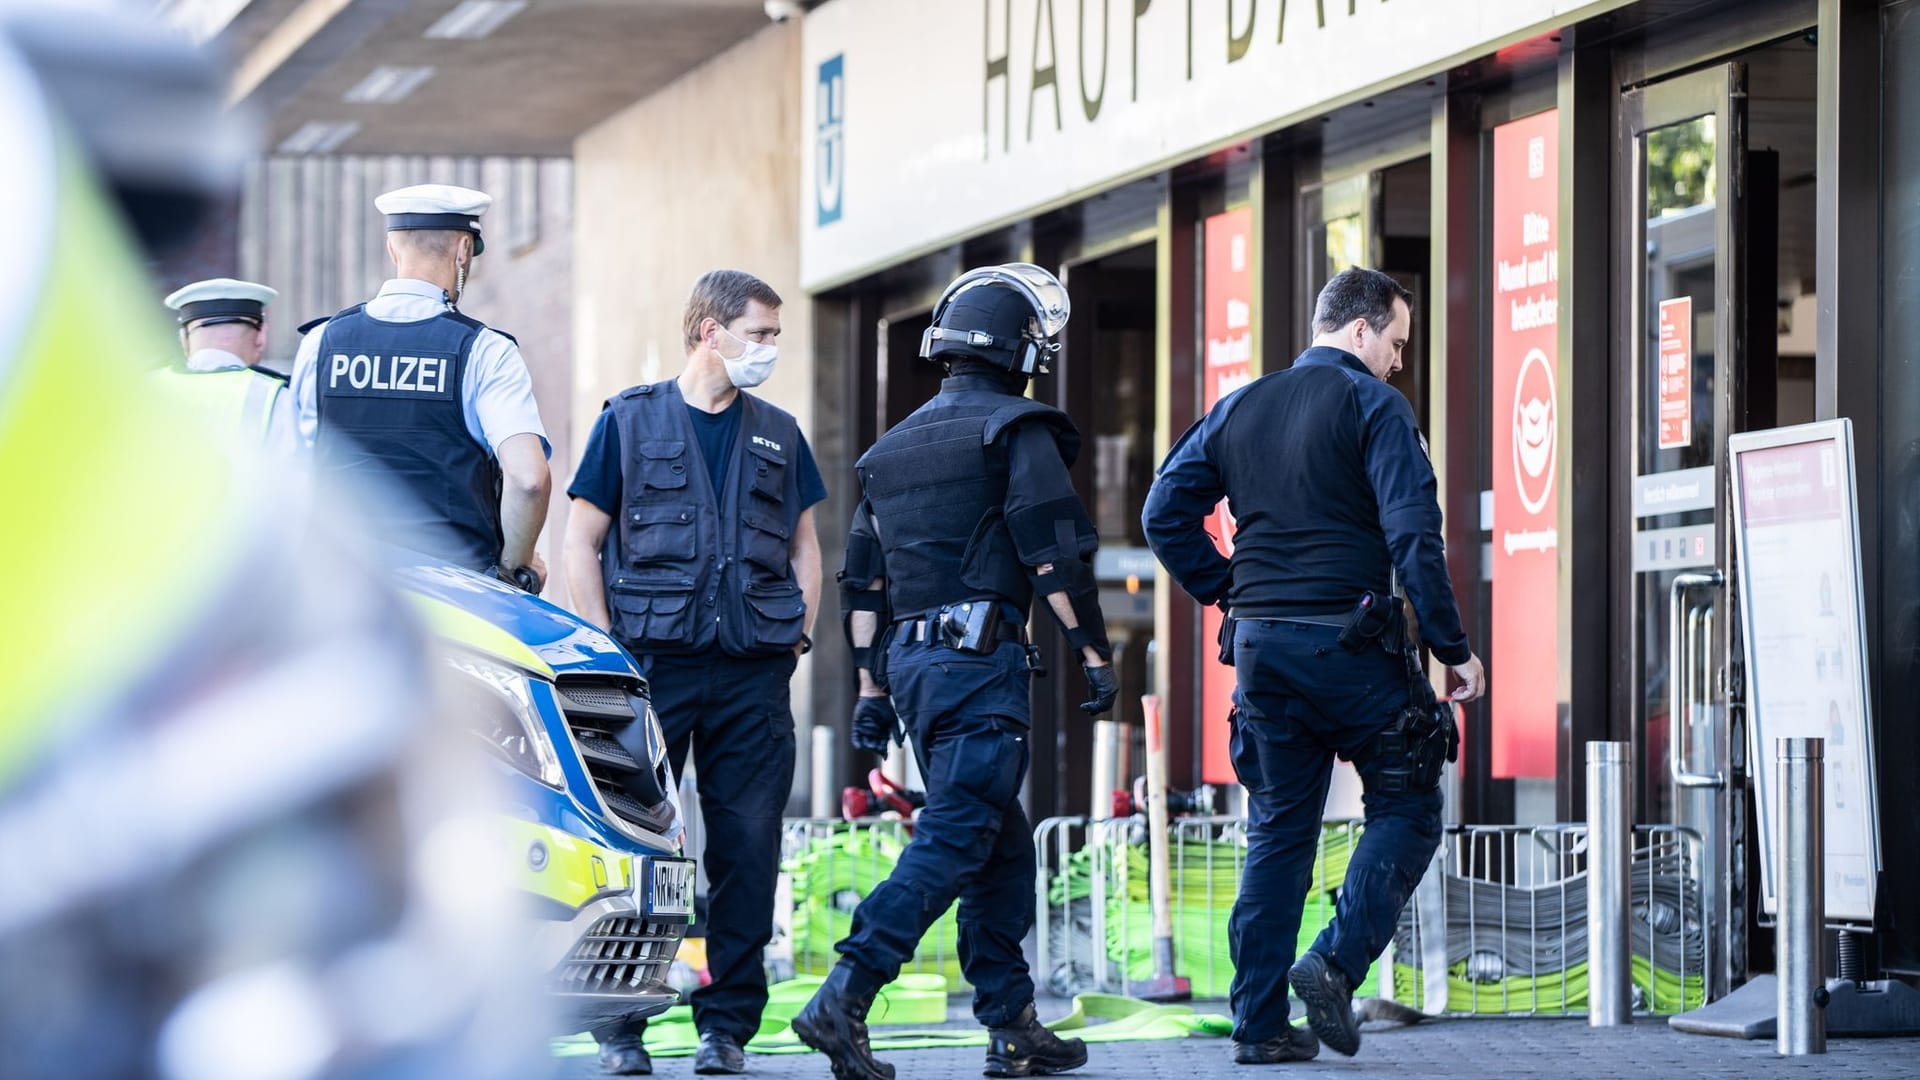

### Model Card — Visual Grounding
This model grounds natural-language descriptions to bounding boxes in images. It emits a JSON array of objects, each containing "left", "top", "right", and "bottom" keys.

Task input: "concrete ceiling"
[{"left": 219, "top": 0, "right": 786, "bottom": 156}]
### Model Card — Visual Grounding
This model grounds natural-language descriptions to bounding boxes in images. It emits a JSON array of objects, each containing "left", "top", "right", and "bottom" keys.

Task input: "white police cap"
[
  {"left": 163, "top": 277, "right": 277, "bottom": 326},
  {"left": 374, "top": 183, "right": 491, "bottom": 255}
]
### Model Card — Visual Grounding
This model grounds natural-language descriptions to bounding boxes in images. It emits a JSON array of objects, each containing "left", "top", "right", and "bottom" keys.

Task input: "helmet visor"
[
  {"left": 997, "top": 263, "right": 1070, "bottom": 337},
  {"left": 936, "top": 262, "right": 1071, "bottom": 339}
]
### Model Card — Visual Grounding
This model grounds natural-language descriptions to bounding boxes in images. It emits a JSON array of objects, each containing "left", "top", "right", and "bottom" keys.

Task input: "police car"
[{"left": 399, "top": 560, "right": 695, "bottom": 1033}]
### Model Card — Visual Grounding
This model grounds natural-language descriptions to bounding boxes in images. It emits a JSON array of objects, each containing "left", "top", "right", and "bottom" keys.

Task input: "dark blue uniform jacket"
[{"left": 1142, "top": 346, "right": 1471, "bottom": 666}]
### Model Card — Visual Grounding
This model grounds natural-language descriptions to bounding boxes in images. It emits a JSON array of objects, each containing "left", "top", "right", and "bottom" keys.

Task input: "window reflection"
[{"left": 1638, "top": 115, "right": 1719, "bottom": 822}]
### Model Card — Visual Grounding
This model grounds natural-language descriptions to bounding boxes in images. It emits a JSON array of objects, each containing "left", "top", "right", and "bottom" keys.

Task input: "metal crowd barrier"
[
  {"left": 1034, "top": 814, "right": 1706, "bottom": 1018},
  {"left": 778, "top": 816, "right": 963, "bottom": 987},
  {"left": 789, "top": 811, "right": 1707, "bottom": 1019},
  {"left": 1393, "top": 823, "right": 1708, "bottom": 1017},
  {"left": 1033, "top": 814, "right": 1367, "bottom": 999}
]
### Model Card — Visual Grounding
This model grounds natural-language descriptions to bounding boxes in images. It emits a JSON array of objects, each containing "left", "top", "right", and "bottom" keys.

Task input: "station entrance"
[{"left": 1617, "top": 35, "right": 1818, "bottom": 994}]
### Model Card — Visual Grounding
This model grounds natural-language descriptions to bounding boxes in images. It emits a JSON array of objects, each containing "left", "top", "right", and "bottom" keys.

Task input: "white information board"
[{"left": 1729, "top": 420, "right": 1880, "bottom": 926}]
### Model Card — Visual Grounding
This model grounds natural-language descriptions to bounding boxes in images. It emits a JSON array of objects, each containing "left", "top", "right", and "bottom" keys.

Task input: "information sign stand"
[{"left": 1672, "top": 420, "right": 1919, "bottom": 1039}]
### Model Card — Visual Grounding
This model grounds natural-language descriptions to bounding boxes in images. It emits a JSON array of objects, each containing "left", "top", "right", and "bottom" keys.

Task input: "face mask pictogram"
[{"left": 1512, "top": 347, "right": 1557, "bottom": 515}]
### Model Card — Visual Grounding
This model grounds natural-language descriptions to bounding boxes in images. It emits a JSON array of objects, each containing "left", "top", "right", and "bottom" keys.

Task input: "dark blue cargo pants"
[
  {"left": 1227, "top": 617, "right": 1443, "bottom": 1044},
  {"left": 834, "top": 637, "right": 1036, "bottom": 1027},
  {"left": 596, "top": 651, "right": 798, "bottom": 1047}
]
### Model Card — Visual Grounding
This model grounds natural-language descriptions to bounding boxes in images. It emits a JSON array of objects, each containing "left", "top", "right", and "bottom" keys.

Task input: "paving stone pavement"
[{"left": 550, "top": 1001, "right": 1920, "bottom": 1079}]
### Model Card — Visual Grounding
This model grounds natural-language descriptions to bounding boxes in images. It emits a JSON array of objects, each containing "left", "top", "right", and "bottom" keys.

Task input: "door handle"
[{"left": 1668, "top": 569, "right": 1725, "bottom": 789}]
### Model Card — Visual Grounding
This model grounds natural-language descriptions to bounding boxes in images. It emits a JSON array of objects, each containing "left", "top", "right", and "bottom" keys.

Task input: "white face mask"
[{"left": 714, "top": 324, "right": 778, "bottom": 388}]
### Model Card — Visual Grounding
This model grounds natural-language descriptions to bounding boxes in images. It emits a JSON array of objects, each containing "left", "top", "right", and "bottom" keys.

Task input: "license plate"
[{"left": 644, "top": 857, "right": 695, "bottom": 918}]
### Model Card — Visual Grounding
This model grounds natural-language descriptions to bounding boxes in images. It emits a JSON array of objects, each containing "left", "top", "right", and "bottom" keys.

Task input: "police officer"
[
  {"left": 791, "top": 264, "right": 1116, "bottom": 1080},
  {"left": 158, "top": 277, "right": 293, "bottom": 451},
  {"left": 1142, "top": 267, "right": 1487, "bottom": 1063},
  {"left": 290, "top": 184, "right": 553, "bottom": 588},
  {"left": 562, "top": 269, "right": 826, "bottom": 1076}
]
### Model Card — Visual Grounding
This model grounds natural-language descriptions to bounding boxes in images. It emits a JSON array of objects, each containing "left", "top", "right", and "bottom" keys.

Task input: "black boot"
[
  {"left": 791, "top": 964, "right": 894, "bottom": 1080},
  {"left": 1287, "top": 951, "right": 1361, "bottom": 1057},
  {"left": 1232, "top": 1024, "right": 1320, "bottom": 1065},
  {"left": 694, "top": 1031, "right": 747, "bottom": 1075},
  {"left": 595, "top": 1032, "right": 652, "bottom": 1075},
  {"left": 983, "top": 1003, "right": 1088, "bottom": 1077}
]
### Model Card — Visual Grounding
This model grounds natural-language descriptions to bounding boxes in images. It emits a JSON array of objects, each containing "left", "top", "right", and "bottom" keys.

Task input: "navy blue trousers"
[
  {"left": 599, "top": 651, "right": 797, "bottom": 1046},
  {"left": 834, "top": 638, "right": 1035, "bottom": 1028},
  {"left": 1227, "top": 618, "right": 1443, "bottom": 1043}
]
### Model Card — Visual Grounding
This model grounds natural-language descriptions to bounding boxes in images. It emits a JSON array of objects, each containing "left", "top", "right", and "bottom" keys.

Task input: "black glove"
[
  {"left": 851, "top": 694, "right": 900, "bottom": 755},
  {"left": 1080, "top": 663, "right": 1119, "bottom": 716},
  {"left": 496, "top": 564, "right": 543, "bottom": 594}
]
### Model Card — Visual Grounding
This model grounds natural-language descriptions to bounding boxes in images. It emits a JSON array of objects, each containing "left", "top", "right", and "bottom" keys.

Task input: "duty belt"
[
  {"left": 898, "top": 618, "right": 1029, "bottom": 646},
  {"left": 1272, "top": 613, "right": 1348, "bottom": 627}
]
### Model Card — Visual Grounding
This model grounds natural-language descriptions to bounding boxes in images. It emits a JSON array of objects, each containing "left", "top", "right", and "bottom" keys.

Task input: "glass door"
[
  {"left": 1620, "top": 62, "right": 1752, "bottom": 1000},
  {"left": 1302, "top": 162, "right": 1434, "bottom": 424}
]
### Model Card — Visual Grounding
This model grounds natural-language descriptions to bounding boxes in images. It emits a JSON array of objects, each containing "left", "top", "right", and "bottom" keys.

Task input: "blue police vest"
[
  {"left": 313, "top": 305, "right": 503, "bottom": 571},
  {"left": 602, "top": 380, "right": 806, "bottom": 658}
]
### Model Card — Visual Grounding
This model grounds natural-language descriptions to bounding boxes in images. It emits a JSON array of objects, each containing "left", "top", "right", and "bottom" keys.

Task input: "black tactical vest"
[
  {"left": 857, "top": 379, "right": 1077, "bottom": 620},
  {"left": 314, "top": 304, "right": 503, "bottom": 570},
  {"left": 602, "top": 380, "right": 807, "bottom": 658},
  {"left": 1212, "top": 361, "right": 1394, "bottom": 615}
]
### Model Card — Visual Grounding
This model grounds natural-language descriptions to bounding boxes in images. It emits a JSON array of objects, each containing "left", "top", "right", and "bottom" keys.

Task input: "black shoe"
[
  {"left": 597, "top": 1033, "right": 653, "bottom": 1075},
  {"left": 791, "top": 964, "right": 895, "bottom": 1080},
  {"left": 694, "top": 1031, "right": 747, "bottom": 1075},
  {"left": 1287, "top": 952, "right": 1361, "bottom": 1057},
  {"left": 983, "top": 1003, "right": 1089, "bottom": 1077},
  {"left": 1232, "top": 1025, "right": 1320, "bottom": 1065}
]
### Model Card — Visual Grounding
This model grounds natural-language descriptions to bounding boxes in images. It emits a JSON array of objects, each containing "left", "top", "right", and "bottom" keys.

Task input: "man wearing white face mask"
[{"left": 563, "top": 269, "right": 825, "bottom": 1076}]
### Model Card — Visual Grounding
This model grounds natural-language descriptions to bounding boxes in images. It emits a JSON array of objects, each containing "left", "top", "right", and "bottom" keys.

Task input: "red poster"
[
  {"left": 1658, "top": 297, "right": 1693, "bottom": 450},
  {"left": 1489, "top": 111, "right": 1560, "bottom": 780},
  {"left": 1199, "top": 207, "right": 1253, "bottom": 785}
]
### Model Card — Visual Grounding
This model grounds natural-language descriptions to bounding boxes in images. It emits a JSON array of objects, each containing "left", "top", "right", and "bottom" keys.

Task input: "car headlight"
[{"left": 445, "top": 653, "right": 564, "bottom": 789}]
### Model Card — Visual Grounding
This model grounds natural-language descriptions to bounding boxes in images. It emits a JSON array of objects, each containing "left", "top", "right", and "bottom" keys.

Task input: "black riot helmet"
[{"left": 919, "top": 262, "right": 1070, "bottom": 376}]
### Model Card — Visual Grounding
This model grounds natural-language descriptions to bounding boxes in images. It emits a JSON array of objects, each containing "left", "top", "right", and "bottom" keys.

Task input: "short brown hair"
[
  {"left": 1312, "top": 267, "right": 1413, "bottom": 337},
  {"left": 682, "top": 269, "right": 782, "bottom": 350}
]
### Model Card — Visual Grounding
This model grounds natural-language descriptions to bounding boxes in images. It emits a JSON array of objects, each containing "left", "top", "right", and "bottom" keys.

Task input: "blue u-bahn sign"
[{"left": 816, "top": 54, "right": 845, "bottom": 227}]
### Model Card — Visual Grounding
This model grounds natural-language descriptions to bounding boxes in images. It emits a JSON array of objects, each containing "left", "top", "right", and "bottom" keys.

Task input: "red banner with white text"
[
  {"left": 1200, "top": 207, "right": 1253, "bottom": 785},
  {"left": 1490, "top": 111, "right": 1560, "bottom": 779}
]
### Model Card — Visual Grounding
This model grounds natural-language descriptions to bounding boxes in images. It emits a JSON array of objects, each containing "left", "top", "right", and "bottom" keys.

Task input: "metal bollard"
[
  {"left": 809, "top": 724, "right": 835, "bottom": 819},
  {"left": 1777, "top": 737, "right": 1826, "bottom": 1056},
  {"left": 1091, "top": 720, "right": 1117, "bottom": 820},
  {"left": 1586, "top": 741, "right": 1633, "bottom": 1026}
]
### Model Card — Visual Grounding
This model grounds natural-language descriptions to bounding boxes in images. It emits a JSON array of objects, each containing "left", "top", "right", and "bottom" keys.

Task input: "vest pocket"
[
  {"left": 740, "top": 510, "right": 793, "bottom": 574},
  {"left": 744, "top": 581, "right": 806, "bottom": 649},
  {"left": 637, "top": 439, "right": 689, "bottom": 491},
  {"left": 623, "top": 503, "right": 697, "bottom": 564},
  {"left": 610, "top": 577, "right": 697, "bottom": 645},
  {"left": 746, "top": 442, "right": 788, "bottom": 502}
]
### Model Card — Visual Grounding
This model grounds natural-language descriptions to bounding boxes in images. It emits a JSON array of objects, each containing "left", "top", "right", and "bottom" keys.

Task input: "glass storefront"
[{"left": 807, "top": 0, "right": 1913, "bottom": 980}]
